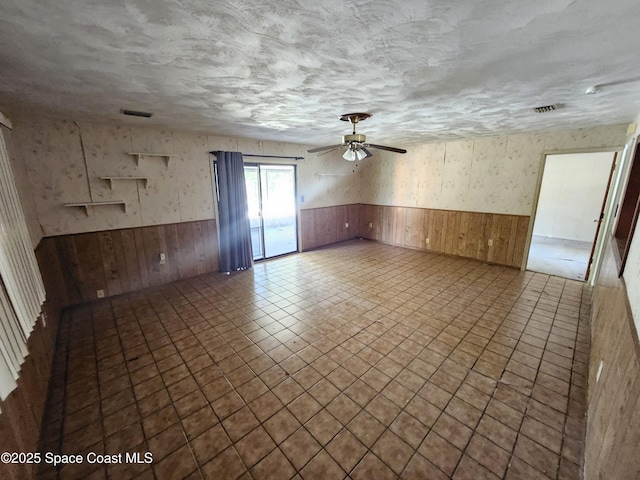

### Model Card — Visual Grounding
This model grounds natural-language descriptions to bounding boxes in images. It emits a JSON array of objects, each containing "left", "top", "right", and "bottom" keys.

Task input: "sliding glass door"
[{"left": 244, "top": 164, "right": 297, "bottom": 260}]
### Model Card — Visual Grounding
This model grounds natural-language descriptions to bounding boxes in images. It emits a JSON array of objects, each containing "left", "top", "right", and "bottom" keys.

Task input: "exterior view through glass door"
[{"left": 244, "top": 164, "right": 297, "bottom": 260}]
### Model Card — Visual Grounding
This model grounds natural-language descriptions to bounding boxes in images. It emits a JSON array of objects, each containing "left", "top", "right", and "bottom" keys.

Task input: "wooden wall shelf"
[
  {"left": 100, "top": 176, "right": 149, "bottom": 189},
  {"left": 128, "top": 152, "right": 173, "bottom": 166},
  {"left": 64, "top": 201, "right": 127, "bottom": 216}
]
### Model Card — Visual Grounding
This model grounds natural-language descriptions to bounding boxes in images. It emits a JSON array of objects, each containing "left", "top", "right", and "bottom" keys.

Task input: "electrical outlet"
[
  {"left": 97, "top": 289, "right": 105, "bottom": 298},
  {"left": 425, "top": 237, "right": 430, "bottom": 245},
  {"left": 369, "top": 222, "right": 373, "bottom": 228},
  {"left": 345, "top": 222, "right": 349, "bottom": 228},
  {"left": 42, "top": 311, "right": 47, "bottom": 328},
  {"left": 300, "top": 195, "right": 305, "bottom": 203},
  {"left": 159, "top": 253, "right": 166, "bottom": 265},
  {"left": 488, "top": 239, "right": 494, "bottom": 246}
]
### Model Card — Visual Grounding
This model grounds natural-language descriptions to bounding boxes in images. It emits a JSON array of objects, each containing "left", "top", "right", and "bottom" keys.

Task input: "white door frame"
[{"left": 522, "top": 146, "right": 624, "bottom": 285}]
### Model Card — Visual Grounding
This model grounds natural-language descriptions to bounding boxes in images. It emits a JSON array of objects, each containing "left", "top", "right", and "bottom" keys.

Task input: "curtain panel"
[{"left": 215, "top": 151, "right": 253, "bottom": 272}]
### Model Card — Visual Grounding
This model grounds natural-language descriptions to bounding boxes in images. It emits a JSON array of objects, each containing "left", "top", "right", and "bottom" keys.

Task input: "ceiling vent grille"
[{"left": 533, "top": 104, "right": 559, "bottom": 113}]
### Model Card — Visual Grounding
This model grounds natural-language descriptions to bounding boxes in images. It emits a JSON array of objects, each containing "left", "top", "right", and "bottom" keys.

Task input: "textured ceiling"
[{"left": 1, "top": 0, "right": 640, "bottom": 147}]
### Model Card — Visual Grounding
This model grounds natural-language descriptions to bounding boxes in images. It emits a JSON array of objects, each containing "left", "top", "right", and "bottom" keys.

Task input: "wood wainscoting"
[
  {"left": 586, "top": 237, "right": 640, "bottom": 479},
  {"left": 36, "top": 219, "right": 219, "bottom": 307},
  {"left": 357, "top": 204, "right": 529, "bottom": 268},
  {"left": 300, "top": 204, "right": 529, "bottom": 268},
  {"left": 300, "top": 204, "right": 360, "bottom": 251}
]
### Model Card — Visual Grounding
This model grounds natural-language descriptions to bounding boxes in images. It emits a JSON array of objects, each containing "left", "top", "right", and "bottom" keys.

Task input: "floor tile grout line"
[
  {"left": 312, "top": 261, "right": 538, "bottom": 478},
  {"left": 164, "top": 275, "right": 343, "bottom": 476},
  {"left": 270, "top": 256, "right": 552, "bottom": 478},
  {"left": 120, "top": 295, "right": 206, "bottom": 479},
  {"left": 184, "top": 249, "right": 496, "bottom": 474},
  {"left": 425, "top": 272, "right": 567, "bottom": 478},
  {"left": 148, "top": 287, "right": 258, "bottom": 479},
  {"left": 495, "top": 275, "right": 569, "bottom": 480},
  {"left": 407, "top": 268, "right": 545, "bottom": 479},
  {"left": 50, "top": 309, "right": 72, "bottom": 480},
  {"left": 39, "top": 241, "right": 592, "bottom": 480},
  {"left": 555, "top": 282, "right": 590, "bottom": 480},
  {"left": 388, "top": 259, "right": 541, "bottom": 477},
  {"left": 112, "top": 298, "right": 173, "bottom": 480},
  {"left": 382, "top": 265, "right": 530, "bottom": 477},
  {"left": 91, "top": 303, "right": 112, "bottom": 480}
]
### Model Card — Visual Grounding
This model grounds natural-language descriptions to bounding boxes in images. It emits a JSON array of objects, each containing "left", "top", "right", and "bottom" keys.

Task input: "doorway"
[
  {"left": 527, "top": 151, "right": 616, "bottom": 281},
  {"left": 244, "top": 164, "right": 298, "bottom": 260}
]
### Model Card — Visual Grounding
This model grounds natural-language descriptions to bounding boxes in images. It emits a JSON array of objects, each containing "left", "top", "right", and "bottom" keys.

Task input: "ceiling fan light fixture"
[
  {"left": 343, "top": 148, "right": 356, "bottom": 161},
  {"left": 355, "top": 148, "right": 367, "bottom": 161}
]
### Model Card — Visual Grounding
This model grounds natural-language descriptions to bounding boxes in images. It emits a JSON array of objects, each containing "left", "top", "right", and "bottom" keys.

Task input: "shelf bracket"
[
  {"left": 128, "top": 152, "right": 173, "bottom": 167},
  {"left": 100, "top": 177, "right": 150, "bottom": 189},
  {"left": 64, "top": 201, "right": 127, "bottom": 216}
]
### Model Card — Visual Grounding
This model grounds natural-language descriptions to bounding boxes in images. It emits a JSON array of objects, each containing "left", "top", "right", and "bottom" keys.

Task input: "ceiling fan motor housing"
[{"left": 343, "top": 133, "right": 366, "bottom": 143}]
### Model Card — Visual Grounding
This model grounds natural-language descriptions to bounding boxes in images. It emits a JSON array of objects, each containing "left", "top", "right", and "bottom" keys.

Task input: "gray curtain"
[{"left": 215, "top": 151, "right": 253, "bottom": 272}]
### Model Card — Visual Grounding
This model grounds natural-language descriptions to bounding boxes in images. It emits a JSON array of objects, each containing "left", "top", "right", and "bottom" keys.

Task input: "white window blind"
[{"left": 0, "top": 127, "right": 46, "bottom": 401}]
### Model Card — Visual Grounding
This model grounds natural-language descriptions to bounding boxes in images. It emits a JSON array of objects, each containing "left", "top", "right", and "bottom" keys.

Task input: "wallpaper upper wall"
[
  {"left": 7, "top": 113, "right": 629, "bottom": 245},
  {"left": 2, "top": 125, "right": 41, "bottom": 248},
  {"left": 358, "top": 124, "right": 628, "bottom": 216},
  {"left": 9, "top": 115, "right": 360, "bottom": 241}
]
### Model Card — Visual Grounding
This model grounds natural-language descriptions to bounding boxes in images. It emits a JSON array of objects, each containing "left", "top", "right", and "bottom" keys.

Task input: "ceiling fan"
[{"left": 307, "top": 113, "right": 407, "bottom": 161}]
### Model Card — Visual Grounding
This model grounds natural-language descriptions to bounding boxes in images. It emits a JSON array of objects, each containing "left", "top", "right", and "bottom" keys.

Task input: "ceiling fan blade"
[
  {"left": 361, "top": 146, "right": 373, "bottom": 158},
  {"left": 365, "top": 143, "right": 407, "bottom": 154},
  {"left": 317, "top": 146, "right": 343, "bottom": 157},
  {"left": 307, "top": 144, "right": 345, "bottom": 153}
]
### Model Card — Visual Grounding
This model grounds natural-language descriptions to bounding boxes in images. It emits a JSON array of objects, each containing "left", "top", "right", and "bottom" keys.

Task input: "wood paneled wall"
[
  {"left": 299, "top": 203, "right": 529, "bottom": 268},
  {"left": 586, "top": 238, "right": 640, "bottom": 479},
  {"left": 300, "top": 204, "right": 360, "bottom": 251},
  {"left": 358, "top": 204, "right": 529, "bottom": 268},
  {"left": 37, "top": 219, "right": 219, "bottom": 307}
]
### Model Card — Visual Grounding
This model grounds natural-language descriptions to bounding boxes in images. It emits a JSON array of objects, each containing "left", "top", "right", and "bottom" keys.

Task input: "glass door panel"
[
  {"left": 244, "top": 165, "right": 264, "bottom": 260},
  {"left": 260, "top": 165, "right": 297, "bottom": 258}
]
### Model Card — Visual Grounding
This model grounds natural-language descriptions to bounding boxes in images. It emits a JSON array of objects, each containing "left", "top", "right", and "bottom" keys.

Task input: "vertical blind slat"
[
  {"left": 0, "top": 275, "right": 26, "bottom": 371},
  {"left": 0, "top": 137, "right": 40, "bottom": 331},
  {"left": 0, "top": 128, "right": 45, "bottom": 400}
]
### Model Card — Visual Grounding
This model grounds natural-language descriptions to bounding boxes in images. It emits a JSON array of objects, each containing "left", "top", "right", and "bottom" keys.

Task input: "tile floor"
[{"left": 38, "top": 240, "right": 590, "bottom": 480}]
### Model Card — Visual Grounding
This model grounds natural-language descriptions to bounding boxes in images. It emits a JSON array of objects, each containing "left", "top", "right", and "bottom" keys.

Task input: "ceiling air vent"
[
  {"left": 533, "top": 104, "right": 559, "bottom": 113},
  {"left": 121, "top": 109, "right": 153, "bottom": 118}
]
